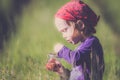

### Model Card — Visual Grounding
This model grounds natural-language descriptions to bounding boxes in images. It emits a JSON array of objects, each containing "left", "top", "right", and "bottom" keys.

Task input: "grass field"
[{"left": 0, "top": 0, "right": 119, "bottom": 80}]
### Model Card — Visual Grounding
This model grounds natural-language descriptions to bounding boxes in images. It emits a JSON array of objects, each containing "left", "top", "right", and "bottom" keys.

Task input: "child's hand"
[
  {"left": 46, "top": 58, "right": 56, "bottom": 71},
  {"left": 54, "top": 43, "right": 64, "bottom": 53},
  {"left": 45, "top": 58, "right": 63, "bottom": 73}
]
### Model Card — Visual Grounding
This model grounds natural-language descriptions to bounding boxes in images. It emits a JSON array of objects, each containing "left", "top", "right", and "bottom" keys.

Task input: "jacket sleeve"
[{"left": 57, "top": 37, "right": 96, "bottom": 65}]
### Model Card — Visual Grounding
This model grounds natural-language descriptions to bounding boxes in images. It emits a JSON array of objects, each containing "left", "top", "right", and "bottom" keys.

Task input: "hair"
[
  {"left": 84, "top": 25, "right": 96, "bottom": 35},
  {"left": 67, "top": 19, "right": 97, "bottom": 36}
]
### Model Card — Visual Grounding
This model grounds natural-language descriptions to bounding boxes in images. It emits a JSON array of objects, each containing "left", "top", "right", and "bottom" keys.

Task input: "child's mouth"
[{"left": 67, "top": 40, "right": 74, "bottom": 44}]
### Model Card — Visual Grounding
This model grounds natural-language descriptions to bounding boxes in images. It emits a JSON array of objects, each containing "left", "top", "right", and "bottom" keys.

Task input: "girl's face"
[{"left": 55, "top": 18, "right": 83, "bottom": 44}]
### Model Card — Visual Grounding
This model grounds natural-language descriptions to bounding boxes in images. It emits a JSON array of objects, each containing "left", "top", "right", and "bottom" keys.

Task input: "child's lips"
[
  {"left": 67, "top": 40, "right": 72, "bottom": 43},
  {"left": 66, "top": 39, "right": 70, "bottom": 42}
]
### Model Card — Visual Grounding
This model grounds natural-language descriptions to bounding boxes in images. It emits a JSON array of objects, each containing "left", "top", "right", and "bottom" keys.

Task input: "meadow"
[{"left": 0, "top": 0, "right": 119, "bottom": 80}]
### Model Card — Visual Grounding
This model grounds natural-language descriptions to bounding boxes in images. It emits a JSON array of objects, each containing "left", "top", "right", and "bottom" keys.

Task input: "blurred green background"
[{"left": 0, "top": 0, "right": 120, "bottom": 80}]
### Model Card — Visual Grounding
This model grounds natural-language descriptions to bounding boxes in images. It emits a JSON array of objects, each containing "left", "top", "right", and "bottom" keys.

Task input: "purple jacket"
[{"left": 57, "top": 36, "right": 104, "bottom": 80}]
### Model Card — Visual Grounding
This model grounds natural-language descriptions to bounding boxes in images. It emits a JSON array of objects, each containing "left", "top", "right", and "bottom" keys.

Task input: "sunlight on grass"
[{"left": 0, "top": 0, "right": 119, "bottom": 80}]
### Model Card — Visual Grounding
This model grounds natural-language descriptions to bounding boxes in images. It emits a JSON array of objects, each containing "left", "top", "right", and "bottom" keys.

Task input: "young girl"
[{"left": 46, "top": 0, "right": 105, "bottom": 80}]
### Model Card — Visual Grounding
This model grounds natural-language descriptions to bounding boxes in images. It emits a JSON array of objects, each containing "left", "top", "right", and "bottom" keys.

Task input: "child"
[{"left": 46, "top": 0, "right": 105, "bottom": 80}]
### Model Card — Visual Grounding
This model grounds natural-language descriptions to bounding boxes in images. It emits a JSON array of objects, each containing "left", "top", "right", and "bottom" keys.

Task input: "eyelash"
[{"left": 62, "top": 28, "right": 68, "bottom": 32}]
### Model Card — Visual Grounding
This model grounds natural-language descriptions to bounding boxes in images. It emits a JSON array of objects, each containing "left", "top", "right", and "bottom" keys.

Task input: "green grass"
[{"left": 0, "top": 0, "right": 120, "bottom": 80}]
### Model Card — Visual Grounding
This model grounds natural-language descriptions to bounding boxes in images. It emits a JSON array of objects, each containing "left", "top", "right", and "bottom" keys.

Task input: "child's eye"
[{"left": 62, "top": 28, "right": 68, "bottom": 32}]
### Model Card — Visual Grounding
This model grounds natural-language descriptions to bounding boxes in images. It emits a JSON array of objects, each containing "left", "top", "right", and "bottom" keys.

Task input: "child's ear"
[{"left": 75, "top": 20, "right": 85, "bottom": 31}]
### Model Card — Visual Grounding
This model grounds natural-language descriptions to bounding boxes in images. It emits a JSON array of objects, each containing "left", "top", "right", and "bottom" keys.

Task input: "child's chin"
[
  {"left": 67, "top": 40, "right": 78, "bottom": 45},
  {"left": 69, "top": 41, "right": 77, "bottom": 45},
  {"left": 72, "top": 41, "right": 79, "bottom": 45}
]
